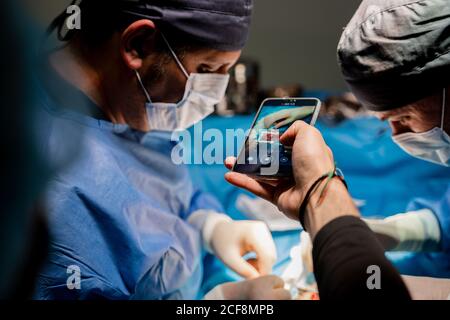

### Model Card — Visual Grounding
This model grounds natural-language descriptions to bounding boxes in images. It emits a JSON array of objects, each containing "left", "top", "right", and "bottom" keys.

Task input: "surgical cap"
[
  {"left": 337, "top": 0, "right": 450, "bottom": 111},
  {"left": 119, "top": 0, "right": 253, "bottom": 51}
]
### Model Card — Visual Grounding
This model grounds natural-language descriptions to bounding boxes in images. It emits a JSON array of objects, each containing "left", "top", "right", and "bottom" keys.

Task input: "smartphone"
[{"left": 232, "top": 98, "right": 321, "bottom": 180}]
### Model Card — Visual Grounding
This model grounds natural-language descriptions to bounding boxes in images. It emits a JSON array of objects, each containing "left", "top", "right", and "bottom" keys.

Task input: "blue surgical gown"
[
  {"left": 394, "top": 184, "right": 450, "bottom": 277},
  {"left": 33, "top": 78, "right": 223, "bottom": 300},
  {"left": 410, "top": 185, "right": 450, "bottom": 253}
]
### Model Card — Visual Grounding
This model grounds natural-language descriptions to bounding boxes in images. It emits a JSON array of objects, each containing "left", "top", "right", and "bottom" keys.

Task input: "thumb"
[{"left": 279, "top": 120, "right": 308, "bottom": 146}]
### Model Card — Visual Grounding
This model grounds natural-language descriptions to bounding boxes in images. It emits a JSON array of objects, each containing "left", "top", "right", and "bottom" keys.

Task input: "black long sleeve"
[{"left": 312, "top": 216, "right": 411, "bottom": 300}]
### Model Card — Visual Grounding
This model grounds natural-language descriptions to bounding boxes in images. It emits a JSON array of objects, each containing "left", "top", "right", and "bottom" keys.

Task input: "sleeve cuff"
[{"left": 312, "top": 215, "right": 370, "bottom": 260}]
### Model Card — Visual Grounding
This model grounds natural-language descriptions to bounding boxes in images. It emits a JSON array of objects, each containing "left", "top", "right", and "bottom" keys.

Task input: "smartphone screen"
[{"left": 233, "top": 98, "right": 321, "bottom": 178}]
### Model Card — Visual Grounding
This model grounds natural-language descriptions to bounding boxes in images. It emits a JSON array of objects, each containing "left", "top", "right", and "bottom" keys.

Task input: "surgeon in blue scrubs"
[{"left": 33, "top": 0, "right": 290, "bottom": 300}]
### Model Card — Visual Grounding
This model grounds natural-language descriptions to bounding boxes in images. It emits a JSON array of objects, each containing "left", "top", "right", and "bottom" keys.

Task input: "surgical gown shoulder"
[{"left": 34, "top": 107, "right": 203, "bottom": 300}]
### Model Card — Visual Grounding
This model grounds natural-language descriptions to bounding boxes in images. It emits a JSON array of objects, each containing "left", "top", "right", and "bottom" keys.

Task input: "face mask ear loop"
[
  {"left": 160, "top": 33, "right": 190, "bottom": 79},
  {"left": 442, "top": 88, "right": 446, "bottom": 130},
  {"left": 135, "top": 70, "right": 152, "bottom": 103}
]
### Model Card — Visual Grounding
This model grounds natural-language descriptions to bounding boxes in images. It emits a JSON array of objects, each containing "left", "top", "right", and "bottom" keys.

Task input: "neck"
[{"left": 48, "top": 39, "right": 149, "bottom": 130}]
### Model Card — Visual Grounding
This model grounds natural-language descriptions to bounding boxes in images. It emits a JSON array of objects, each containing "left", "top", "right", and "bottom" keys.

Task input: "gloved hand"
[
  {"left": 204, "top": 275, "right": 291, "bottom": 300},
  {"left": 188, "top": 210, "right": 277, "bottom": 279},
  {"left": 210, "top": 219, "right": 277, "bottom": 279},
  {"left": 364, "top": 208, "right": 441, "bottom": 252}
]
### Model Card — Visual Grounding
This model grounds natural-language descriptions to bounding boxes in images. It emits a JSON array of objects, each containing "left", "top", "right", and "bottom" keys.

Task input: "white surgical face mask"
[
  {"left": 392, "top": 88, "right": 450, "bottom": 167},
  {"left": 135, "top": 34, "right": 230, "bottom": 132}
]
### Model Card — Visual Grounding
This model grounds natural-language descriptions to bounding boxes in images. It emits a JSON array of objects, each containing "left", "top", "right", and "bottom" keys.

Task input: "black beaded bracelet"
[{"left": 298, "top": 169, "right": 348, "bottom": 231}]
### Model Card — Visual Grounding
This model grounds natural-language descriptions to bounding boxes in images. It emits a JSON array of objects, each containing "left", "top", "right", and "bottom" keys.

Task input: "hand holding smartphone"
[{"left": 232, "top": 98, "right": 321, "bottom": 180}]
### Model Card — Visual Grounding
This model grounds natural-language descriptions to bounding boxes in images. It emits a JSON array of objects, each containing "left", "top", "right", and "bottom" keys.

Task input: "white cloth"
[
  {"left": 236, "top": 194, "right": 301, "bottom": 231},
  {"left": 402, "top": 275, "right": 450, "bottom": 300},
  {"left": 281, "top": 232, "right": 316, "bottom": 295},
  {"left": 236, "top": 194, "right": 366, "bottom": 231}
]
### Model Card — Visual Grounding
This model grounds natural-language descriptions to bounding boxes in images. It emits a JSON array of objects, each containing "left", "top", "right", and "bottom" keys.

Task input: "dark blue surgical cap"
[{"left": 119, "top": 0, "right": 253, "bottom": 51}]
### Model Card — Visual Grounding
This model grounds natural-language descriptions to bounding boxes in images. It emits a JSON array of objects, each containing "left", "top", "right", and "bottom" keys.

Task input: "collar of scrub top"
[
  {"left": 39, "top": 57, "right": 176, "bottom": 143},
  {"left": 38, "top": 57, "right": 137, "bottom": 136}
]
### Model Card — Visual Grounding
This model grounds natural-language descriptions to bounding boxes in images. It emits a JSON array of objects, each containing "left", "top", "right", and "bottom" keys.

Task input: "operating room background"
[
  {"left": 20, "top": 0, "right": 362, "bottom": 92},
  {"left": 7, "top": 0, "right": 450, "bottom": 296}
]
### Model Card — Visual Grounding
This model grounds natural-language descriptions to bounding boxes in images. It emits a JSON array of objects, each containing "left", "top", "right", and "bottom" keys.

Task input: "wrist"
[
  {"left": 304, "top": 177, "right": 359, "bottom": 240},
  {"left": 188, "top": 211, "right": 232, "bottom": 254}
]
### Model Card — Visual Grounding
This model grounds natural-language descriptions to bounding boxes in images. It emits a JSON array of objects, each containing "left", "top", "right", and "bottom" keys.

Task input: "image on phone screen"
[{"left": 233, "top": 98, "right": 321, "bottom": 178}]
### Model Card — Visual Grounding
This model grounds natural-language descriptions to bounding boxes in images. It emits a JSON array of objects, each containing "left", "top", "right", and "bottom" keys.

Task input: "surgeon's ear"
[{"left": 120, "top": 19, "right": 157, "bottom": 70}]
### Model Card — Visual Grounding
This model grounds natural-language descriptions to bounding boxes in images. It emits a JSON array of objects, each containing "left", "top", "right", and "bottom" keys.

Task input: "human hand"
[
  {"left": 225, "top": 121, "right": 334, "bottom": 220},
  {"left": 210, "top": 220, "right": 277, "bottom": 279}
]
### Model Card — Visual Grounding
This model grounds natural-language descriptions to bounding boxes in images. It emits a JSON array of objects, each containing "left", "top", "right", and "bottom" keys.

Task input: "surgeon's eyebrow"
[{"left": 203, "top": 57, "right": 235, "bottom": 68}]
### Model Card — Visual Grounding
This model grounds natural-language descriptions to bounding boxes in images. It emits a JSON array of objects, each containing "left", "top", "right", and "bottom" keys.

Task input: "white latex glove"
[
  {"left": 364, "top": 209, "right": 441, "bottom": 252},
  {"left": 210, "top": 219, "right": 277, "bottom": 279},
  {"left": 204, "top": 275, "right": 291, "bottom": 300},
  {"left": 188, "top": 210, "right": 277, "bottom": 279}
]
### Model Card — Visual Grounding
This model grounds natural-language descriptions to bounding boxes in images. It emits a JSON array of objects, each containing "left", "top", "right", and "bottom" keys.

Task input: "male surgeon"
[{"left": 34, "top": 0, "right": 289, "bottom": 300}]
